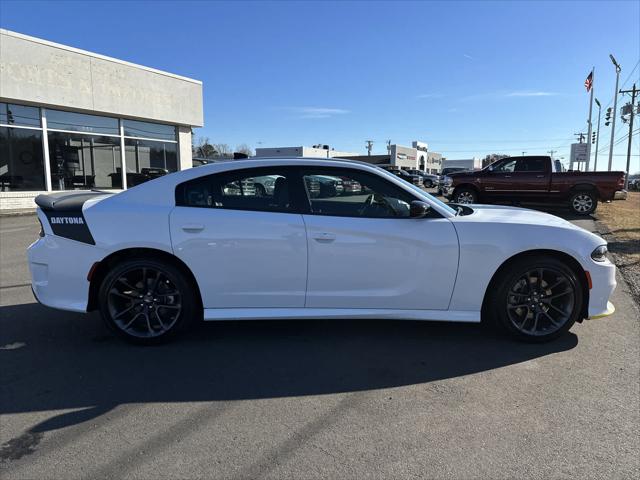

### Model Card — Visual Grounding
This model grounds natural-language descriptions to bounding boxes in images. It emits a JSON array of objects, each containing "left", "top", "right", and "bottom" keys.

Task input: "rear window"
[{"left": 175, "top": 167, "right": 297, "bottom": 213}]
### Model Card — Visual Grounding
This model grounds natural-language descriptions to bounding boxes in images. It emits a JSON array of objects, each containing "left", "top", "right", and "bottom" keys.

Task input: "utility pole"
[
  {"left": 585, "top": 67, "right": 595, "bottom": 171},
  {"left": 386, "top": 139, "right": 391, "bottom": 154},
  {"left": 521, "top": 151, "right": 527, "bottom": 156},
  {"left": 365, "top": 140, "right": 374, "bottom": 156},
  {"left": 594, "top": 98, "right": 601, "bottom": 171},
  {"left": 547, "top": 150, "right": 557, "bottom": 159},
  {"left": 608, "top": 54, "right": 621, "bottom": 171},
  {"left": 574, "top": 132, "right": 586, "bottom": 143},
  {"left": 619, "top": 83, "right": 638, "bottom": 189}
]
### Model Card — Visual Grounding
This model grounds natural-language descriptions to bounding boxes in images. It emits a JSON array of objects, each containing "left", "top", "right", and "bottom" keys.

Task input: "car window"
[
  {"left": 175, "top": 168, "right": 296, "bottom": 213},
  {"left": 515, "top": 157, "right": 546, "bottom": 172},
  {"left": 493, "top": 160, "right": 517, "bottom": 172},
  {"left": 300, "top": 168, "right": 415, "bottom": 218}
]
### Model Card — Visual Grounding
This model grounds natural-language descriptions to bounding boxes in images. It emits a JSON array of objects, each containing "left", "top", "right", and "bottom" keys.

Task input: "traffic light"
[
  {"left": 605, "top": 107, "right": 613, "bottom": 126},
  {"left": 592, "top": 131, "right": 597, "bottom": 144}
]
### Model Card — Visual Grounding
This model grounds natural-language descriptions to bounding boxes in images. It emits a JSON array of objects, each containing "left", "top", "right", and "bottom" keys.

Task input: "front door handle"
[
  {"left": 181, "top": 223, "right": 204, "bottom": 233},
  {"left": 504, "top": 175, "right": 512, "bottom": 178},
  {"left": 312, "top": 232, "right": 336, "bottom": 243},
  {"left": 536, "top": 175, "right": 545, "bottom": 178}
]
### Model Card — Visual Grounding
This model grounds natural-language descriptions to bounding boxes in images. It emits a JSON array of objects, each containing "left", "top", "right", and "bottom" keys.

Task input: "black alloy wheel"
[
  {"left": 99, "top": 259, "right": 197, "bottom": 344},
  {"left": 488, "top": 256, "right": 583, "bottom": 342}
]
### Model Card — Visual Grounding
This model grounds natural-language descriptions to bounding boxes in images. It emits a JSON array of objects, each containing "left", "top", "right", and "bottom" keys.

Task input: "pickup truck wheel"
[
  {"left": 98, "top": 258, "right": 197, "bottom": 345},
  {"left": 488, "top": 256, "right": 582, "bottom": 343},
  {"left": 454, "top": 187, "right": 477, "bottom": 204},
  {"left": 569, "top": 191, "right": 597, "bottom": 215}
]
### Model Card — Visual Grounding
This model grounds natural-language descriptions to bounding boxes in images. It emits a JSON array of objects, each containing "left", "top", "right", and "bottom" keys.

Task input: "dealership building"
[{"left": 0, "top": 29, "right": 203, "bottom": 210}]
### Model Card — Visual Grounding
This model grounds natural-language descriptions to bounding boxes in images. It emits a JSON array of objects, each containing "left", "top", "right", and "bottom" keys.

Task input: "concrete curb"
[{"left": 0, "top": 210, "right": 37, "bottom": 217}]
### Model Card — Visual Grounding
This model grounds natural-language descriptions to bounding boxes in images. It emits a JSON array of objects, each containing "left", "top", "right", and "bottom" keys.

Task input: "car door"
[
  {"left": 481, "top": 158, "right": 517, "bottom": 198},
  {"left": 299, "top": 167, "right": 459, "bottom": 310},
  {"left": 170, "top": 166, "right": 308, "bottom": 308},
  {"left": 510, "top": 156, "right": 550, "bottom": 199}
]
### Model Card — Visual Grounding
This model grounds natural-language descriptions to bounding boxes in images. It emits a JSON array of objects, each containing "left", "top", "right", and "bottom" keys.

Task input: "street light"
[
  {"left": 608, "top": 54, "right": 621, "bottom": 171},
  {"left": 594, "top": 98, "right": 602, "bottom": 171}
]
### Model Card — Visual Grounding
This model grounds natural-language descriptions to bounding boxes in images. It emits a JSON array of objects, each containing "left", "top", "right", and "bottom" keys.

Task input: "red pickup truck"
[{"left": 442, "top": 156, "right": 626, "bottom": 215}]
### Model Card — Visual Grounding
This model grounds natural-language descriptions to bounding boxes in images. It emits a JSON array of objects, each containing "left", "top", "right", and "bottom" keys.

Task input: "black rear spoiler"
[
  {"left": 35, "top": 191, "right": 111, "bottom": 245},
  {"left": 35, "top": 191, "right": 111, "bottom": 212}
]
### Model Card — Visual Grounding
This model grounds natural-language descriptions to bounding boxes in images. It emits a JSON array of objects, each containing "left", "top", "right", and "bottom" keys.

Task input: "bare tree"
[
  {"left": 193, "top": 136, "right": 217, "bottom": 159},
  {"left": 235, "top": 143, "right": 254, "bottom": 157},
  {"left": 212, "top": 143, "right": 232, "bottom": 158}
]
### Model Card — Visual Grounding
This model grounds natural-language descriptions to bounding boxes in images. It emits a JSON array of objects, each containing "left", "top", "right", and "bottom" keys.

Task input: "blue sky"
[{"left": 1, "top": 0, "right": 638, "bottom": 170}]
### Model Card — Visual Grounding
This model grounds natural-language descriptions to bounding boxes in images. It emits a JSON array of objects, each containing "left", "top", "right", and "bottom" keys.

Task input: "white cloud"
[
  {"left": 288, "top": 107, "right": 350, "bottom": 119},
  {"left": 463, "top": 54, "right": 473, "bottom": 60},
  {"left": 416, "top": 93, "right": 444, "bottom": 99}
]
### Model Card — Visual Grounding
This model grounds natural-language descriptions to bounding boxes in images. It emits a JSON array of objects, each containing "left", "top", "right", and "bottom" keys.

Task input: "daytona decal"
[{"left": 44, "top": 211, "right": 95, "bottom": 245}]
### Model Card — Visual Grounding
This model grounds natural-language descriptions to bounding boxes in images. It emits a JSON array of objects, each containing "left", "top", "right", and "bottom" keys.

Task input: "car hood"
[{"left": 451, "top": 204, "right": 584, "bottom": 230}]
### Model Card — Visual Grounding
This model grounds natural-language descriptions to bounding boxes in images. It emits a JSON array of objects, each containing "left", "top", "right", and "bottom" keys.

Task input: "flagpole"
[{"left": 586, "top": 67, "right": 595, "bottom": 171}]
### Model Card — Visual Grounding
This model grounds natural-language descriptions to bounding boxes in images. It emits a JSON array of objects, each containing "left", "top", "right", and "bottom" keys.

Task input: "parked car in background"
[
  {"left": 407, "top": 169, "right": 439, "bottom": 188},
  {"left": 315, "top": 175, "right": 345, "bottom": 197},
  {"left": 339, "top": 177, "right": 363, "bottom": 195},
  {"left": 28, "top": 158, "right": 617, "bottom": 344},
  {"left": 628, "top": 178, "right": 639, "bottom": 191},
  {"left": 442, "top": 156, "right": 627, "bottom": 215},
  {"left": 437, "top": 167, "right": 470, "bottom": 194},
  {"left": 384, "top": 167, "right": 423, "bottom": 186}
]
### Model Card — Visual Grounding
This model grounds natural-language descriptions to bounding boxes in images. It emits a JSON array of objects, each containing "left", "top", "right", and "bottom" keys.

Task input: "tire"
[
  {"left": 424, "top": 180, "right": 433, "bottom": 188},
  {"left": 98, "top": 258, "right": 198, "bottom": 345},
  {"left": 569, "top": 191, "right": 597, "bottom": 215},
  {"left": 486, "top": 255, "right": 583, "bottom": 343},
  {"left": 255, "top": 184, "right": 266, "bottom": 197},
  {"left": 454, "top": 187, "right": 477, "bottom": 204}
]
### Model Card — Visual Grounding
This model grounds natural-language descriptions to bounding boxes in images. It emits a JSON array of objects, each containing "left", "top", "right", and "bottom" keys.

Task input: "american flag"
[{"left": 584, "top": 71, "right": 593, "bottom": 92}]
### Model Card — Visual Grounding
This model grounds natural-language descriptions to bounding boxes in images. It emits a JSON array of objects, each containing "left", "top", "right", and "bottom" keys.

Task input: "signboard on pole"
[{"left": 570, "top": 143, "right": 588, "bottom": 170}]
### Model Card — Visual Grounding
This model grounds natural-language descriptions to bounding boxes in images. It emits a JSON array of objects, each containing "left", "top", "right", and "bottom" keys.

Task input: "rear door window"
[{"left": 176, "top": 167, "right": 298, "bottom": 213}]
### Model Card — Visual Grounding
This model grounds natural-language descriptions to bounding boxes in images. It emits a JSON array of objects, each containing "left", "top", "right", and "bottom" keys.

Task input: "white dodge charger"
[{"left": 28, "top": 158, "right": 616, "bottom": 344}]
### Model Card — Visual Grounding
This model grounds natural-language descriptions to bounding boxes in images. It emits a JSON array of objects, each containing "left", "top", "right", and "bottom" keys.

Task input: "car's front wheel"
[
  {"left": 487, "top": 256, "right": 583, "bottom": 342},
  {"left": 453, "top": 187, "right": 477, "bottom": 204},
  {"left": 98, "top": 258, "right": 198, "bottom": 344}
]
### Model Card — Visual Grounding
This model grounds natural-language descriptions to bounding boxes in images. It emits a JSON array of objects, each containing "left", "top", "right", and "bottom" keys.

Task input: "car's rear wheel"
[
  {"left": 424, "top": 180, "right": 433, "bottom": 188},
  {"left": 98, "top": 258, "right": 197, "bottom": 345},
  {"left": 487, "top": 256, "right": 583, "bottom": 342},
  {"left": 454, "top": 187, "right": 477, "bottom": 204},
  {"left": 569, "top": 191, "right": 597, "bottom": 215}
]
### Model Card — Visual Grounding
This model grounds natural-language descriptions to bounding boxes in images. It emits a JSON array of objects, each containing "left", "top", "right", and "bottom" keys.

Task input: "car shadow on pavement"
[{"left": 1, "top": 301, "right": 578, "bottom": 439}]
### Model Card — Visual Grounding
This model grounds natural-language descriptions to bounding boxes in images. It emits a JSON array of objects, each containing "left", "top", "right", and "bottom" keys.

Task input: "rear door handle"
[
  {"left": 536, "top": 175, "right": 545, "bottom": 178},
  {"left": 312, "top": 232, "right": 336, "bottom": 243},
  {"left": 504, "top": 175, "right": 512, "bottom": 178},
  {"left": 181, "top": 223, "right": 204, "bottom": 233}
]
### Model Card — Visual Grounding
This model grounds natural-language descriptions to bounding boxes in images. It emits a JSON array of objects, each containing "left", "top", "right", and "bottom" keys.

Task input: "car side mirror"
[{"left": 409, "top": 201, "right": 431, "bottom": 218}]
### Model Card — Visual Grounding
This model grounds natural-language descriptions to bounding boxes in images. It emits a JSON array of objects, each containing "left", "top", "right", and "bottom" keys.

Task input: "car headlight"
[
  {"left": 443, "top": 176, "right": 453, "bottom": 186},
  {"left": 591, "top": 245, "right": 608, "bottom": 262}
]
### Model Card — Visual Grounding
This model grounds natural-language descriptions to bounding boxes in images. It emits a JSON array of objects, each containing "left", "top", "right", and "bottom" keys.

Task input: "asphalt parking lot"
[{"left": 1, "top": 213, "right": 639, "bottom": 479}]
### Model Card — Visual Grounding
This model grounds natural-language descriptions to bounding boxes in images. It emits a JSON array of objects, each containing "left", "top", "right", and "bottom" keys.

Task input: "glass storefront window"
[
  {"left": 48, "top": 132, "right": 122, "bottom": 190},
  {"left": 46, "top": 109, "right": 119, "bottom": 135},
  {"left": 0, "top": 103, "right": 41, "bottom": 128},
  {"left": 123, "top": 119, "right": 176, "bottom": 141},
  {"left": 0, "top": 127, "right": 46, "bottom": 191},
  {"left": 124, "top": 139, "right": 177, "bottom": 187}
]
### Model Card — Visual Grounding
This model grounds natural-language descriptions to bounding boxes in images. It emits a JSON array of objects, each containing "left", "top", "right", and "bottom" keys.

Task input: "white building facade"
[{"left": 0, "top": 29, "right": 204, "bottom": 210}]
